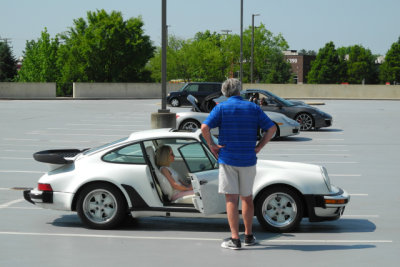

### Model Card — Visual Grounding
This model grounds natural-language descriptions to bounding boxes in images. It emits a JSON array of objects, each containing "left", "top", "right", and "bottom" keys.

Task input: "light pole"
[
  {"left": 240, "top": 0, "right": 243, "bottom": 88},
  {"left": 251, "top": 14, "right": 260, "bottom": 84},
  {"left": 151, "top": 0, "right": 176, "bottom": 129}
]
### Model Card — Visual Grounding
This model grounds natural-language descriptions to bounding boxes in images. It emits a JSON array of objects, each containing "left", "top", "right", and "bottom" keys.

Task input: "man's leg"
[
  {"left": 225, "top": 194, "right": 240, "bottom": 239},
  {"left": 241, "top": 195, "right": 254, "bottom": 235}
]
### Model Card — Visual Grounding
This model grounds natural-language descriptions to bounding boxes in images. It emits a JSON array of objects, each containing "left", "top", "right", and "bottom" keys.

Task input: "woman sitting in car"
[{"left": 156, "top": 145, "right": 193, "bottom": 201}]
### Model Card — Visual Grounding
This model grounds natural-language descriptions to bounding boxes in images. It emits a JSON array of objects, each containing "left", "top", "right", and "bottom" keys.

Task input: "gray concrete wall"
[
  {"left": 1, "top": 82, "right": 399, "bottom": 100},
  {"left": 243, "top": 83, "right": 400, "bottom": 100},
  {"left": 0, "top": 82, "right": 56, "bottom": 99},
  {"left": 73, "top": 82, "right": 184, "bottom": 99}
]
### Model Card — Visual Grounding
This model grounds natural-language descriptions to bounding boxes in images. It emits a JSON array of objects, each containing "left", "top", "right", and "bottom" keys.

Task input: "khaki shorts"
[{"left": 218, "top": 164, "right": 257, "bottom": 196}]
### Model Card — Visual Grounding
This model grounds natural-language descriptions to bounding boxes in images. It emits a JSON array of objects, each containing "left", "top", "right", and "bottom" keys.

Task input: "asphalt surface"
[{"left": 0, "top": 99, "right": 399, "bottom": 266}]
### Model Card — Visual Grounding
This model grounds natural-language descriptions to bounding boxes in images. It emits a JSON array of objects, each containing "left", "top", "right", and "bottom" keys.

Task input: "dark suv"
[{"left": 167, "top": 82, "right": 222, "bottom": 107}]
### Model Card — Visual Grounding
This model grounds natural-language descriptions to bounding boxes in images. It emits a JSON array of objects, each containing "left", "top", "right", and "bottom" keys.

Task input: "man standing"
[{"left": 201, "top": 78, "right": 276, "bottom": 250}]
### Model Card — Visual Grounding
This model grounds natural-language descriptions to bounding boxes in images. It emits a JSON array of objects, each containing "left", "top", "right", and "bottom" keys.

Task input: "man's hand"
[
  {"left": 201, "top": 123, "right": 224, "bottom": 158},
  {"left": 209, "top": 143, "right": 224, "bottom": 159}
]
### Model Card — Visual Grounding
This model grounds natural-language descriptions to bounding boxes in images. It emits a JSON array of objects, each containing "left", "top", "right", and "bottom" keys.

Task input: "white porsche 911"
[
  {"left": 176, "top": 95, "right": 300, "bottom": 139},
  {"left": 24, "top": 128, "right": 350, "bottom": 232}
]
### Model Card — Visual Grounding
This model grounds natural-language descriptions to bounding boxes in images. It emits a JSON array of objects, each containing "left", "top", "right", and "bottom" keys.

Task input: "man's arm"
[
  {"left": 255, "top": 124, "right": 277, "bottom": 154},
  {"left": 201, "top": 123, "right": 223, "bottom": 158}
]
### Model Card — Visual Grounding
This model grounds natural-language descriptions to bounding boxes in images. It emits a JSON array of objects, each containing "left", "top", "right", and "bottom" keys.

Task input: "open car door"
[{"left": 178, "top": 142, "right": 226, "bottom": 215}]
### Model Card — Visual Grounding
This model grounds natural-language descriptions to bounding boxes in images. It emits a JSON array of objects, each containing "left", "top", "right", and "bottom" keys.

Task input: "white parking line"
[
  {"left": 0, "top": 170, "right": 44, "bottom": 174},
  {"left": 349, "top": 194, "right": 369, "bottom": 196},
  {"left": 305, "top": 162, "right": 359, "bottom": 164},
  {"left": 0, "top": 199, "right": 24, "bottom": 209},
  {"left": 330, "top": 174, "right": 362, "bottom": 177},
  {"left": 67, "top": 123, "right": 142, "bottom": 127},
  {"left": 0, "top": 157, "right": 31, "bottom": 160},
  {"left": 0, "top": 231, "right": 392, "bottom": 243},
  {"left": 27, "top": 132, "right": 123, "bottom": 137},
  {"left": 3, "top": 138, "right": 39, "bottom": 141}
]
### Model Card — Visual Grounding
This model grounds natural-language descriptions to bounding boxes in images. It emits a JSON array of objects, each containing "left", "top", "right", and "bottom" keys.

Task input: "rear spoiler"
[{"left": 33, "top": 149, "right": 84, "bottom": 164}]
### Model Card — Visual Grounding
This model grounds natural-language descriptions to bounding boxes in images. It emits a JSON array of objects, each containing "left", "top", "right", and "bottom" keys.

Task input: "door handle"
[{"left": 199, "top": 180, "right": 208, "bottom": 185}]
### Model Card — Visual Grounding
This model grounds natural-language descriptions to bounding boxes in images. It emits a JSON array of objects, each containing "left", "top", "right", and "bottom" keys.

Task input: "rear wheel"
[
  {"left": 77, "top": 183, "right": 127, "bottom": 229},
  {"left": 255, "top": 186, "right": 304, "bottom": 232},
  {"left": 170, "top": 98, "right": 180, "bottom": 107}
]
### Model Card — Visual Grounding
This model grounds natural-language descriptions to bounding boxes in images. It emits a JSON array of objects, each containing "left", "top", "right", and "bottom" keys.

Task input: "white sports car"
[
  {"left": 176, "top": 95, "right": 300, "bottom": 139},
  {"left": 24, "top": 128, "right": 350, "bottom": 232}
]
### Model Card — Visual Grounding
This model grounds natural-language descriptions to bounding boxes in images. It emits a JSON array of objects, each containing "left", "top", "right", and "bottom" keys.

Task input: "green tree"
[
  {"left": 57, "top": 9, "right": 155, "bottom": 94},
  {"left": 345, "top": 45, "right": 377, "bottom": 84},
  {"left": 0, "top": 41, "right": 17, "bottom": 81},
  {"left": 380, "top": 38, "right": 400, "bottom": 84},
  {"left": 307, "top": 42, "right": 343, "bottom": 84},
  {"left": 17, "top": 28, "right": 59, "bottom": 82}
]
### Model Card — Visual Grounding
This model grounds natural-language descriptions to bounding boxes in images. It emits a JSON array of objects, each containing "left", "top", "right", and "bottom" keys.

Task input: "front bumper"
[{"left": 304, "top": 186, "right": 350, "bottom": 222}]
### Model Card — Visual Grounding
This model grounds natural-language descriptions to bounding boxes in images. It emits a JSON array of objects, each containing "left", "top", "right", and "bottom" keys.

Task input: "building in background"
[{"left": 283, "top": 50, "right": 316, "bottom": 84}]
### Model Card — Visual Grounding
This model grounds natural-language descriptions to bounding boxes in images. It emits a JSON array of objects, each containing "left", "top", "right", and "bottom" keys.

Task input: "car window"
[
  {"left": 83, "top": 137, "right": 128, "bottom": 155},
  {"left": 102, "top": 143, "right": 145, "bottom": 164},
  {"left": 185, "top": 84, "right": 199, "bottom": 93},
  {"left": 178, "top": 142, "right": 217, "bottom": 173}
]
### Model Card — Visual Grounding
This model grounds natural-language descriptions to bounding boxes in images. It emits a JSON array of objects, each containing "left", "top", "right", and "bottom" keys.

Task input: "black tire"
[
  {"left": 259, "top": 123, "right": 279, "bottom": 140},
  {"left": 76, "top": 183, "right": 127, "bottom": 229},
  {"left": 295, "top": 113, "right": 314, "bottom": 131},
  {"left": 255, "top": 186, "right": 304, "bottom": 232},
  {"left": 179, "top": 119, "right": 201, "bottom": 131},
  {"left": 170, "top": 98, "right": 181, "bottom": 107}
]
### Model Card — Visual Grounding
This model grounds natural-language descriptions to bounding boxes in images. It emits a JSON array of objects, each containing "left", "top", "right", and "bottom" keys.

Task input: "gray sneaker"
[
  {"left": 244, "top": 234, "right": 257, "bottom": 246},
  {"left": 221, "top": 238, "right": 241, "bottom": 250}
]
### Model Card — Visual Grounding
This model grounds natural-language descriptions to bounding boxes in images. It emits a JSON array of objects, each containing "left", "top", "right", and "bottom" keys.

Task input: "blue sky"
[{"left": 1, "top": 0, "right": 399, "bottom": 58}]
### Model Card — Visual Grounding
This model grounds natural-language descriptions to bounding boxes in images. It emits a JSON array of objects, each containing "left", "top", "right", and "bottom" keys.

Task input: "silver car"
[{"left": 176, "top": 95, "right": 300, "bottom": 139}]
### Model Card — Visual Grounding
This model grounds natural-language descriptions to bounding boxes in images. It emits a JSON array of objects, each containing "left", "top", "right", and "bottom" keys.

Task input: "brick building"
[{"left": 283, "top": 50, "right": 316, "bottom": 84}]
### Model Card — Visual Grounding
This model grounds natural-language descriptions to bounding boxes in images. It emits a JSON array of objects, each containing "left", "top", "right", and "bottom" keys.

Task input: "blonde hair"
[{"left": 156, "top": 145, "right": 172, "bottom": 167}]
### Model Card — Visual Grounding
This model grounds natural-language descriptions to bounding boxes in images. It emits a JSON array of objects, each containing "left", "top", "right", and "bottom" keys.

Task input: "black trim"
[
  {"left": 131, "top": 206, "right": 200, "bottom": 213},
  {"left": 304, "top": 188, "right": 347, "bottom": 222},
  {"left": 23, "top": 190, "right": 34, "bottom": 204},
  {"left": 23, "top": 189, "right": 53, "bottom": 204},
  {"left": 121, "top": 184, "right": 150, "bottom": 209}
]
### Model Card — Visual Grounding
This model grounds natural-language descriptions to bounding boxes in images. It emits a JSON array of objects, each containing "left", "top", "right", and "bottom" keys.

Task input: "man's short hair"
[{"left": 221, "top": 78, "right": 241, "bottom": 97}]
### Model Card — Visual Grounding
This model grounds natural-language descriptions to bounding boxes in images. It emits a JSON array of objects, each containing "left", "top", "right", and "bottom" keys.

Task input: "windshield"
[
  {"left": 266, "top": 91, "right": 295, "bottom": 106},
  {"left": 179, "top": 83, "right": 189, "bottom": 92}
]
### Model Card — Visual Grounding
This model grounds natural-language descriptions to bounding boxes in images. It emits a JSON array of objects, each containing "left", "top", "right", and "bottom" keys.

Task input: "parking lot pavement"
[{"left": 0, "top": 99, "right": 399, "bottom": 266}]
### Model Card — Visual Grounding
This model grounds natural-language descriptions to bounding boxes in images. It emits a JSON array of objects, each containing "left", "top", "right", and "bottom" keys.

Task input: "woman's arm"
[{"left": 161, "top": 168, "right": 192, "bottom": 191}]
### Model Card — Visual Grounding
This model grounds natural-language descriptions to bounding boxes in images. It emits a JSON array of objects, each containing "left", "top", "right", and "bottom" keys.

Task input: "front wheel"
[
  {"left": 255, "top": 186, "right": 304, "bottom": 232},
  {"left": 77, "top": 183, "right": 127, "bottom": 229},
  {"left": 259, "top": 123, "right": 279, "bottom": 140},
  {"left": 179, "top": 119, "right": 201, "bottom": 131},
  {"left": 295, "top": 113, "right": 314, "bottom": 131}
]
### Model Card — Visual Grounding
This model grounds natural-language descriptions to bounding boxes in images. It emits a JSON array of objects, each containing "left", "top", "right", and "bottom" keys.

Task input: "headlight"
[
  {"left": 320, "top": 166, "right": 332, "bottom": 191},
  {"left": 167, "top": 93, "right": 170, "bottom": 97}
]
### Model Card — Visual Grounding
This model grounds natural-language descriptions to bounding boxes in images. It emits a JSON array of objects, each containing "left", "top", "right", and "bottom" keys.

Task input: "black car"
[
  {"left": 167, "top": 82, "right": 222, "bottom": 107},
  {"left": 241, "top": 89, "right": 332, "bottom": 130}
]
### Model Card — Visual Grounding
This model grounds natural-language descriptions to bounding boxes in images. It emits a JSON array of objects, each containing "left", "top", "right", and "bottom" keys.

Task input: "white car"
[
  {"left": 177, "top": 94, "right": 300, "bottom": 139},
  {"left": 24, "top": 128, "right": 350, "bottom": 232}
]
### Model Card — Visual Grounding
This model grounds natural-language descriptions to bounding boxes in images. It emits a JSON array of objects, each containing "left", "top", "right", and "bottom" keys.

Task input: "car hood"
[{"left": 254, "top": 159, "right": 329, "bottom": 195}]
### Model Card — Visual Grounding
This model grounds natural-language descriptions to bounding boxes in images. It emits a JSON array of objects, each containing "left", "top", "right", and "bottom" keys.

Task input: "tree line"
[{"left": 1, "top": 10, "right": 400, "bottom": 96}]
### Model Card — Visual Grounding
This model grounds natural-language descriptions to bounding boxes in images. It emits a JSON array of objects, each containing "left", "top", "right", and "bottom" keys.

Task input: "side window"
[
  {"left": 103, "top": 143, "right": 145, "bottom": 164},
  {"left": 212, "top": 84, "right": 221, "bottom": 92},
  {"left": 185, "top": 84, "right": 199, "bottom": 93},
  {"left": 199, "top": 84, "right": 212, "bottom": 92},
  {"left": 178, "top": 142, "right": 217, "bottom": 173}
]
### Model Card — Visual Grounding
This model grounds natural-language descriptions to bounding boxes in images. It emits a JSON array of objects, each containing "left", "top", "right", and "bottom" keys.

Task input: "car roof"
[{"left": 127, "top": 128, "right": 201, "bottom": 142}]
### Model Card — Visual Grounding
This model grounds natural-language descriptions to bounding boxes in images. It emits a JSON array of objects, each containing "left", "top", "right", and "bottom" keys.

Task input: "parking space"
[{"left": 0, "top": 99, "right": 399, "bottom": 266}]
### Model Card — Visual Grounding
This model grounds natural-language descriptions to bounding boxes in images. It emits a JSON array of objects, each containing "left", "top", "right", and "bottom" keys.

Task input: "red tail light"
[{"left": 38, "top": 183, "right": 53, "bottom": 192}]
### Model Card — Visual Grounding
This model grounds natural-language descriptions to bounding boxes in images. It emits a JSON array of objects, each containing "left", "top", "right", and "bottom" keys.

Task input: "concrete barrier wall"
[
  {"left": 73, "top": 82, "right": 184, "bottom": 99},
  {"left": 1, "top": 82, "right": 399, "bottom": 100},
  {"left": 243, "top": 84, "right": 400, "bottom": 100},
  {"left": 0, "top": 82, "right": 56, "bottom": 99}
]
